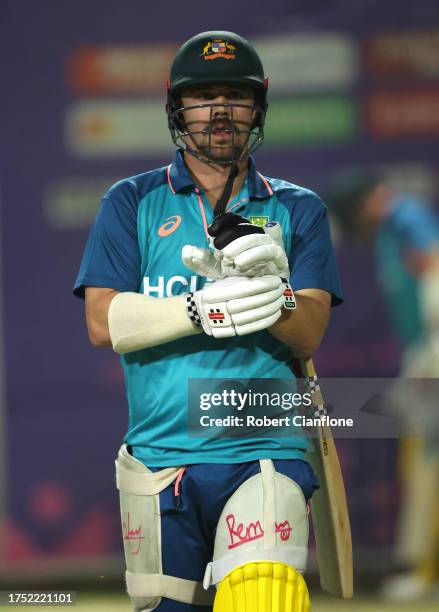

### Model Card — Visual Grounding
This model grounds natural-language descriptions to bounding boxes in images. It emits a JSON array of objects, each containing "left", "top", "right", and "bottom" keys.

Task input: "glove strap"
[
  {"left": 283, "top": 283, "right": 296, "bottom": 310},
  {"left": 186, "top": 293, "right": 202, "bottom": 327}
]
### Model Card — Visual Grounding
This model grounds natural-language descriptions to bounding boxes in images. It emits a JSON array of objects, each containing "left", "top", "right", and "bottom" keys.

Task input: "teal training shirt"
[{"left": 74, "top": 150, "right": 343, "bottom": 466}]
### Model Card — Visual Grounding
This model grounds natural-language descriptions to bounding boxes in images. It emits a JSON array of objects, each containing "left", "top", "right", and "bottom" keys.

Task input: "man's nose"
[{"left": 212, "top": 96, "right": 231, "bottom": 116}]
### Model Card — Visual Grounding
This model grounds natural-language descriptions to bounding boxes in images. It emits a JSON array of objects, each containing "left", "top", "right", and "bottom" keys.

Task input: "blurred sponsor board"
[
  {"left": 367, "top": 90, "right": 439, "bottom": 137},
  {"left": 67, "top": 34, "right": 357, "bottom": 97},
  {"left": 265, "top": 96, "right": 357, "bottom": 146},
  {"left": 66, "top": 96, "right": 356, "bottom": 156},
  {"left": 65, "top": 100, "right": 173, "bottom": 157},
  {"left": 43, "top": 178, "right": 118, "bottom": 228},
  {"left": 366, "top": 30, "right": 439, "bottom": 78},
  {"left": 257, "top": 34, "right": 358, "bottom": 93},
  {"left": 68, "top": 44, "right": 177, "bottom": 95}
]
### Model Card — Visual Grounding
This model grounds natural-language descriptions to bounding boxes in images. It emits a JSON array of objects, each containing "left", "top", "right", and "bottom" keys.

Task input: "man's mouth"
[
  {"left": 209, "top": 122, "right": 234, "bottom": 135},
  {"left": 212, "top": 129, "right": 231, "bottom": 136}
]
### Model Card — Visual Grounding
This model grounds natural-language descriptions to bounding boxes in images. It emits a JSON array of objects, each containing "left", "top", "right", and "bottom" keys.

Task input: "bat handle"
[{"left": 293, "top": 356, "right": 317, "bottom": 379}]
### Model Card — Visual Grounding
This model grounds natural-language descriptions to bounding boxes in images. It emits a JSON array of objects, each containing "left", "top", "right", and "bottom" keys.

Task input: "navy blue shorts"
[{"left": 142, "top": 459, "right": 319, "bottom": 612}]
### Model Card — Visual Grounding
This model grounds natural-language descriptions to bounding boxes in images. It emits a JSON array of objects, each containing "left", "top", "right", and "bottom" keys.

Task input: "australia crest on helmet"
[{"left": 201, "top": 38, "right": 236, "bottom": 61}]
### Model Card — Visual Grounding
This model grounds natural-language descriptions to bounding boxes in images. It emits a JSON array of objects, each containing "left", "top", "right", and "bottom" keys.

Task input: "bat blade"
[{"left": 298, "top": 358, "right": 353, "bottom": 599}]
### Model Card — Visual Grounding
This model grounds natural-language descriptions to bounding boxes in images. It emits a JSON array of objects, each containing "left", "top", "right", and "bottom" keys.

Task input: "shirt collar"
[
  {"left": 247, "top": 155, "right": 274, "bottom": 200},
  {"left": 167, "top": 149, "right": 273, "bottom": 200},
  {"left": 167, "top": 149, "right": 196, "bottom": 193}
]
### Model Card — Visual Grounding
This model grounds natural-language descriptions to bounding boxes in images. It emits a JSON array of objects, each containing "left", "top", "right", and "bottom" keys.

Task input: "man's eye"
[
  {"left": 196, "top": 91, "right": 213, "bottom": 100},
  {"left": 228, "top": 91, "right": 245, "bottom": 99}
]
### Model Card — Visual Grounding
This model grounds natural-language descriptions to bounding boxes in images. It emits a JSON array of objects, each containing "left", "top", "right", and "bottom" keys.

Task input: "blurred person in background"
[{"left": 328, "top": 172, "right": 439, "bottom": 601}]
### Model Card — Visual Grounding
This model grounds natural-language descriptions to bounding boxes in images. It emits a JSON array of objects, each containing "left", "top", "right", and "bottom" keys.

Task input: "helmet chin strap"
[{"left": 214, "top": 162, "right": 239, "bottom": 217}]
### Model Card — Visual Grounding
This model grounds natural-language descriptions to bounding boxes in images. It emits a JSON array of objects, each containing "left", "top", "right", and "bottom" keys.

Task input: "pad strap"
[
  {"left": 203, "top": 546, "right": 309, "bottom": 588},
  {"left": 260, "top": 459, "right": 276, "bottom": 549},
  {"left": 116, "top": 461, "right": 181, "bottom": 495},
  {"left": 126, "top": 571, "right": 215, "bottom": 606}
]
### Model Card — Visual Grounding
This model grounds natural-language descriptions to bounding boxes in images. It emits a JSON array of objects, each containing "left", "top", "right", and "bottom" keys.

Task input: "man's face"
[
  {"left": 357, "top": 184, "right": 393, "bottom": 239},
  {"left": 179, "top": 83, "right": 256, "bottom": 162}
]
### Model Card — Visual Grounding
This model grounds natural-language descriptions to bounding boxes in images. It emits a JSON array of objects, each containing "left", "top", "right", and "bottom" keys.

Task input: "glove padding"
[
  {"left": 220, "top": 231, "right": 289, "bottom": 277},
  {"left": 182, "top": 244, "right": 223, "bottom": 279},
  {"left": 182, "top": 213, "right": 290, "bottom": 280},
  {"left": 193, "top": 275, "right": 286, "bottom": 338}
]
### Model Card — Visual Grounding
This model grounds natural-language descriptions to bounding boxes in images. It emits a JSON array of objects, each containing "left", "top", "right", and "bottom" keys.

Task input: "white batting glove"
[
  {"left": 220, "top": 221, "right": 290, "bottom": 279},
  {"left": 182, "top": 214, "right": 290, "bottom": 280},
  {"left": 185, "top": 275, "right": 292, "bottom": 338},
  {"left": 182, "top": 244, "right": 224, "bottom": 280}
]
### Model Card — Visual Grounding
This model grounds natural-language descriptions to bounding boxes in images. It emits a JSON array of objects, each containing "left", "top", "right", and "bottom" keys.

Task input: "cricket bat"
[{"left": 294, "top": 357, "right": 353, "bottom": 599}]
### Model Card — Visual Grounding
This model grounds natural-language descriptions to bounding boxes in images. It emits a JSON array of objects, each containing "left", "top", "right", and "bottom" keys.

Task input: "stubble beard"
[{"left": 189, "top": 130, "right": 249, "bottom": 163}]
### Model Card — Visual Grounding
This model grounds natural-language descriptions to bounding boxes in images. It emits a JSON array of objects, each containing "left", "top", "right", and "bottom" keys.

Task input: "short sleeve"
[
  {"left": 73, "top": 190, "right": 141, "bottom": 299},
  {"left": 289, "top": 193, "right": 344, "bottom": 306}
]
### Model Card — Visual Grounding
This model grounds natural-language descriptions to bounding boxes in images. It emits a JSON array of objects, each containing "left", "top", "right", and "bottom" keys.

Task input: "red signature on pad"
[{"left": 123, "top": 512, "right": 145, "bottom": 555}]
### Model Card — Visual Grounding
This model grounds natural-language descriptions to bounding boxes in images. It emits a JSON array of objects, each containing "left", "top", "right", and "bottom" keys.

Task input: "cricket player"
[
  {"left": 74, "top": 31, "right": 343, "bottom": 612},
  {"left": 328, "top": 173, "right": 439, "bottom": 601}
]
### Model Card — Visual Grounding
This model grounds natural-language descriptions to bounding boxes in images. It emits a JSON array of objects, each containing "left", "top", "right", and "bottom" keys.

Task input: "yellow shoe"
[{"left": 213, "top": 561, "right": 310, "bottom": 612}]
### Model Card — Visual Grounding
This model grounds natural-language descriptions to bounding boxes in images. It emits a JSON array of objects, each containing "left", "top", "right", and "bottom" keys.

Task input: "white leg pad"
[
  {"left": 116, "top": 445, "right": 215, "bottom": 609},
  {"left": 204, "top": 459, "right": 309, "bottom": 590}
]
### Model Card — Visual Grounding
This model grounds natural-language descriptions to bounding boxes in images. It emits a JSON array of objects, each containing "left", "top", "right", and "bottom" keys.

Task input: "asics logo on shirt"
[{"left": 158, "top": 215, "right": 182, "bottom": 237}]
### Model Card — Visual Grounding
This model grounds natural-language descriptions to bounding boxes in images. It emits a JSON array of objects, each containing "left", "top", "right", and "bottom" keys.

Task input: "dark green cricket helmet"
[
  {"left": 166, "top": 31, "right": 268, "bottom": 164},
  {"left": 169, "top": 31, "right": 267, "bottom": 102}
]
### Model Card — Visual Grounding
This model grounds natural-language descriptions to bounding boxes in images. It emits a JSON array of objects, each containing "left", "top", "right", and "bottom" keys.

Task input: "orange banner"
[
  {"left": 67, "top": 44, "right": 178, "bottom": 94},
  {"left": 367, "top": 90, "right": 439, "bottom": 137},
  {"left": 365, "top": 30, "right": 439, "bottom": 78}
]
